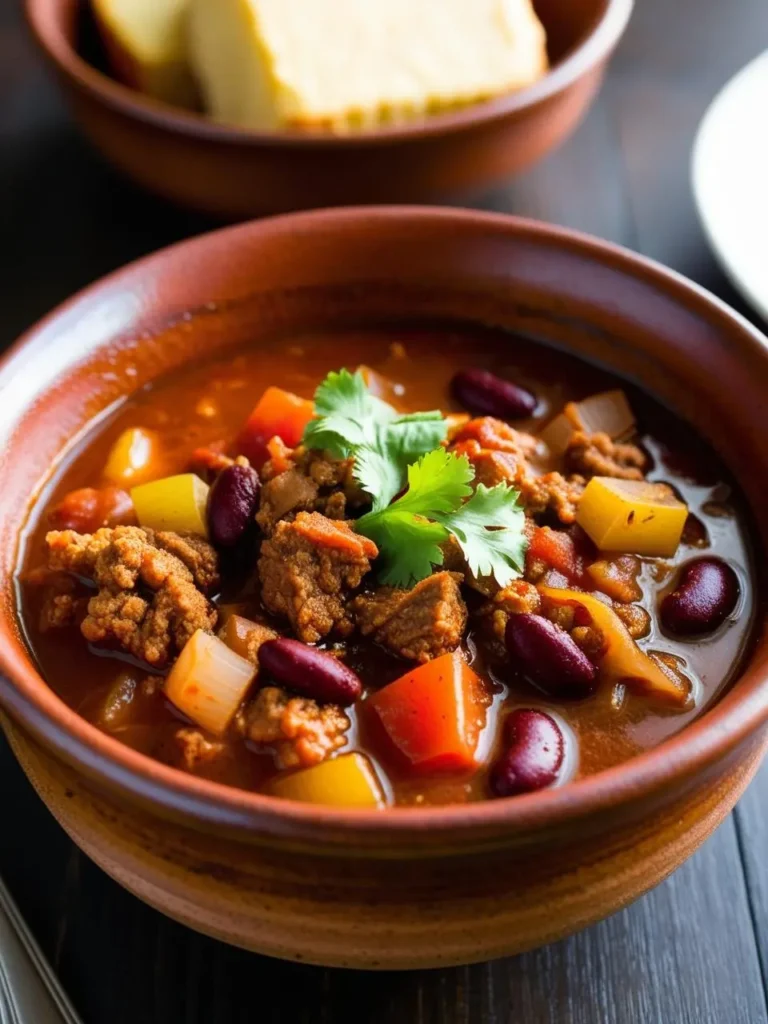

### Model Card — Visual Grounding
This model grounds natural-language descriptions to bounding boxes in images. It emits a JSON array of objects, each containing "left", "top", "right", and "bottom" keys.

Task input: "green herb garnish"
[
  {"left": 302, "top": 370, "right": 527, "bottom": 589},
  {"left": 302, "top": 369, "right": 447, "bottom": 503},
  {"left": 357, "top": 448, "right": 527, "bottom": 589}
]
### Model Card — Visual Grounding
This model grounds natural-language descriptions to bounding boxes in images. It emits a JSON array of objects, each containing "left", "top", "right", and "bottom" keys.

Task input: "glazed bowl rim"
[
  {"left": 1, "top": 205, "right": 767, "bottom": 839},
  {"left": 25, "top": 0, "right": 634, "bottom": 148}
]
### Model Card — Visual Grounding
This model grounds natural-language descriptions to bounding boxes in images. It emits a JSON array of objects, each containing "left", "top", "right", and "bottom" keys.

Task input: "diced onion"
[
  {"left": 541, "top": 390, "right": 635, "bottom": 454},
  {"left": 165, "top": 630, "right": 256, "bottom": 735}
]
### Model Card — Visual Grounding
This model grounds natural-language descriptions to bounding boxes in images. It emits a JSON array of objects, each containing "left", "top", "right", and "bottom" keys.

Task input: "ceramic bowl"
[
  {"left": 1, "top": 208, "right": 767, "bottom": 969},
  {"left": 25, "top": 0, "right": 633, "bottom": 218}
]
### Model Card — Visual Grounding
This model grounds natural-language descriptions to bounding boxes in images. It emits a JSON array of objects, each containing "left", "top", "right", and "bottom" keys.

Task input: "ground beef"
[
  {"left": 46, "top": 526, "right": 219, "bottom": 667},
  {"left": 256, "top": 449, "right": 357, "bottom": 534},
  {"left": 451, "top": 417, "right": 539, "bottom": 457},
  {"left": 297, "top": 449, "right": 353, "bottom": 489},
  {"left": 450, "top": 417, "right": 586, "bottom": 525},
  {"left": 352, "top": 571, "right": 467, "bottom": 663},
  {"left": 453, "top": 439, "right": 526, "bottom": 490},
  {"left": 40, "top": 592, "right": 79, "bottom": 631},
  {"left": 238, "top": 685, "right": 349, "bottom": 769},
  {"left": 478, "top": 580, "right": 542, "bottom": 642},
  {"left": 520, "top": 472, "right": 586, "bottom": 524},
  {"left": 564, "top": 431, "right": 646, "bottom": 480},
  {"left": 258, "top": 512, "right": 377, "bottom": 642},
  {"left": 174, "top": 728, "right": 227, "bottom": 771}
]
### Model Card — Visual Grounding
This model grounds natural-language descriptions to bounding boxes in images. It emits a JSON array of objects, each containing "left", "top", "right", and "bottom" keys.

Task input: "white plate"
[{"left": 692, "top": 49, "right": 768, "bottom": 322}]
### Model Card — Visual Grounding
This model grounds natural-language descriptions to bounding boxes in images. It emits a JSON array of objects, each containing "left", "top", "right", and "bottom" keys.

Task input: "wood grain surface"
[{"left": 2, "top": 0, "right": 768, "bottom": 1020}]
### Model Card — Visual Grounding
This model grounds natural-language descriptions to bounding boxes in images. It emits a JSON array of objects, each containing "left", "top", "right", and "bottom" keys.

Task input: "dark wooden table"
[{"left": 3, "top": 1, "right": 768, "bottom": 1020}]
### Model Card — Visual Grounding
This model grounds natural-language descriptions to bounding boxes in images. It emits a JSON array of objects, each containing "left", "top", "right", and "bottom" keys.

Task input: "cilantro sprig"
[
  {"left": 302, "top": 369, "right": 447, "bottom": 506},
  {"left": 357, "top": 448, "right": 527, "bottom": 589},
  {"left": 302, "top": 369, "right": 528, "bottom": 589}
]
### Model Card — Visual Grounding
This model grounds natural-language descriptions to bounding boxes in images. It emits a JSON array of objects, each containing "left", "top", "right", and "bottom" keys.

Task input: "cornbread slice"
[
  {"left": 93, "top": 0, "right": 196, "bottom": 106},
  {"left": 187, "top": 0, "right": 548, "bottom": 132}
]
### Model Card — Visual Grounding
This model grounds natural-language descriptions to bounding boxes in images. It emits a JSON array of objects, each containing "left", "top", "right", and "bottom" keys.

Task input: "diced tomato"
[
  {"left": 236, "top": 387, "right": 314, "bottom": 469},
  {"left": 367, "top": 652, "right": 487, "bottom": 774},
  {"left": 527, "top": 526, "right": 583, "bottom": 582},
  {"left": 48, "top": 487, "right": 136, "bottom": 533}
]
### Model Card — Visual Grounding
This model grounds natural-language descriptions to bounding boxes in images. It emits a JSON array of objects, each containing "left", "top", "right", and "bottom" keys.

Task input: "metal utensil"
[{"left": 0, "top": 875, "right": 83, "bottom": 1024}]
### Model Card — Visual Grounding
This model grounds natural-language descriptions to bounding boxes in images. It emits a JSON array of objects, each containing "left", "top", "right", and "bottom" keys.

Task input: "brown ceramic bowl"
[
  {"left": 25, "top": 0, "right": 633, "bottom": 218},
  {"left": 1, "top": 208, "right": 767, "bottom": 969}
]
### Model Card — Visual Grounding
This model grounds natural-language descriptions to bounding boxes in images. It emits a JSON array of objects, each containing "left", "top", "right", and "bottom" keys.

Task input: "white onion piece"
[
  {"left": 577, "top": 389, "right": 635, "bottom": 438},
  {"left": 540, "top": 390, "right": 635, "bottom": 454},
  {"left": 165, "top": 630, "right": 256, "bottom": 736}
]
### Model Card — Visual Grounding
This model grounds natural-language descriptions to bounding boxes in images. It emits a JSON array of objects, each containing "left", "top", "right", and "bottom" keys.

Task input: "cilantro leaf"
[
  {"left": 356, "top": 449, "right": 474, "bottom": 587},
  {"left": 302, "top": 372, "right": 529, "bottom": 589},
  {"left": 302, "top": 369, "right": 447, "bottom": 503},
  {"left": 391, "top": 447, "right": 473, "bottom": 516},
  {"left": 354, "top": 412, "right": 448, "bottom": 510},
  {"left": 359, "top": 512, "right": 449, "bottom": 587},
  {"left": 302, "top": 369, "right": 394, "bottom": 458},
  {"left": 435, "top": 483, "right": 527, "bottom": 588}
]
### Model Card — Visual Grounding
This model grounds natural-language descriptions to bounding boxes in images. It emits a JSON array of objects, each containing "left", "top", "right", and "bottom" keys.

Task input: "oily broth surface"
[{"left": 16, "top": 325, "right": 757, "bottom": 803}]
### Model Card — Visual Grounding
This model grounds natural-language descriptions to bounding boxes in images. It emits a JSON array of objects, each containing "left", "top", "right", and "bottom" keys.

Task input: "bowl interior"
[{"left": 1, "top": 208, "right": 767, "bottom": 842}]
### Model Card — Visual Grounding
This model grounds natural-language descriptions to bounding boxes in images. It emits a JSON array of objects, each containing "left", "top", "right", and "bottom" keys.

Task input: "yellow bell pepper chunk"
[
  {"left": 131, "top": 473, "right": 209, "bottom": 536},
  {"left": 104, "top": 427, "right": 161, "bottom": 486},
  {"left": 165, "top": 630, "right": 256, "bottom": 735},
  {"left": 539, "top": 586, "right": 689, "bottom": 706},
  {"left": 270, "top": 753, "right": 386, "bottom": 809},
  {"left": 576, "top": 477, "right": 688, "bottom": 557}
]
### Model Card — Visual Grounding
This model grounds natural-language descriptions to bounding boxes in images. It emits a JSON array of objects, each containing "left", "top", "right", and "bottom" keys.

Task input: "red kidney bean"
[
  {"left": 660, "top": 557, "right": 739, "bottom": 636},
  {"left": 258, "top": 638, "right": 362, "bottom": 706},
  {"left": 207, "top": 462, "right": 260, "bottom": 547},
  {"left": 450, "top": 368, "right": 537, "bottom": 419},
  {"left": 490, "top": 708, "right": 565, "bottom": 797},
  {"left": 505, "top": 613, "right": 597, "bottom": 698}
]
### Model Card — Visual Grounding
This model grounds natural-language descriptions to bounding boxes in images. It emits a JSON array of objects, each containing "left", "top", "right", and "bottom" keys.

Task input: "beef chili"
[{"left": 16, "top": 326, "right": 755, "bottom": 808}]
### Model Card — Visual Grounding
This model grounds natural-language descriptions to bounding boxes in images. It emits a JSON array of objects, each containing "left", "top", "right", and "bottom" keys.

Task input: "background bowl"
[
  {"left": 1, "top": 208, "right": 767, "bottom": 968},
  {"left": 25, "top": 0, "right": 633, "bottom": 218}
]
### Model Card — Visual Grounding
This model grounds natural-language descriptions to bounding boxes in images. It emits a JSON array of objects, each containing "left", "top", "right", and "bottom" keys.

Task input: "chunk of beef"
[
  {"left": 258, "top": 512, "right": 377, "bottom": 642},
  {"left": 256, "top": 467, "right": 319, "bottom": 533},
  {"left": 352, "top": 571, "right": 467, "bottom": 662},
  {"left": 46, "top": 526, "right": 218, "bottom": 667},
  {"left": 478, "top": 580, "right": 542, "bottom": 642},
  {"left": 238, "top": 686, "right": 350, "bottom": 769},
  {"left": 564, "top": 431, "right": 646, "bottom": 480},
  {"left": 257, "top": 448, "right": 363, "bottom": 533}
]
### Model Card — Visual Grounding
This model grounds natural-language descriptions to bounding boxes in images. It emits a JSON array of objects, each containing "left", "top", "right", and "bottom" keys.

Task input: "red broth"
[{"left": 16, "top": 325, "right": 756, "bottom": 806}]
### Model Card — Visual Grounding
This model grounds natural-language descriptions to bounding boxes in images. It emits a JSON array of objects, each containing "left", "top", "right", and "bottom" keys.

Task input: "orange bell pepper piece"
[
  {"left": 367, "top": 652, "right": 487, "bottom": 773},
  {"left": 236, "top": 386, "right": 314, "bottom": 468},
  {"left": 539, "top": 586, "right": 689, "bottom": 706}
]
